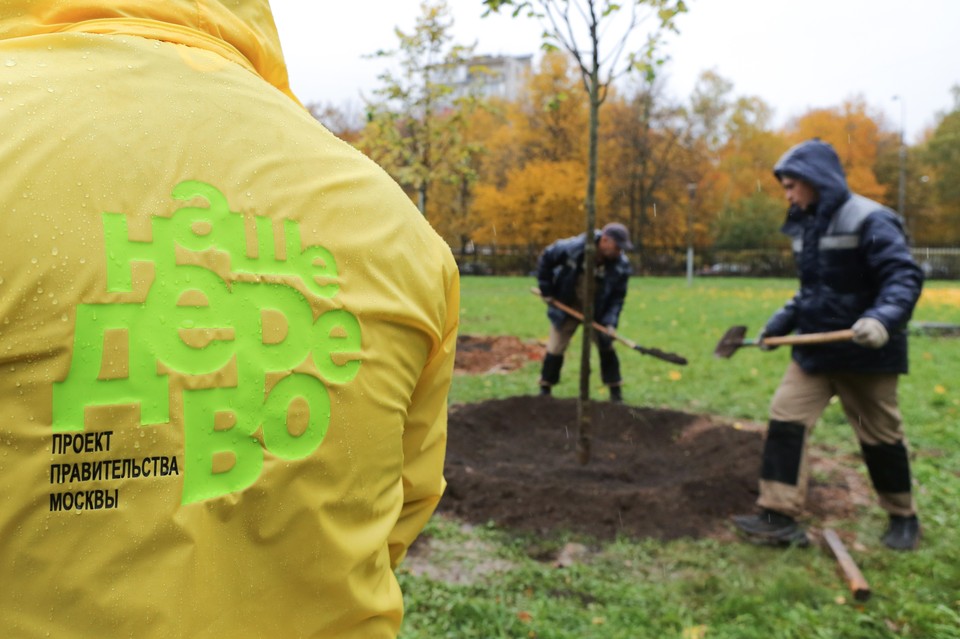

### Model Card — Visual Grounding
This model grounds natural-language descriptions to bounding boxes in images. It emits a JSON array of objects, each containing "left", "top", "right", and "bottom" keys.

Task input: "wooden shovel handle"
[
  {"left": 762, "top": 329, "right": 856, "bottom": 347},
  {"left": 823, "top": 528, "right": 871, "bottom": 602}
]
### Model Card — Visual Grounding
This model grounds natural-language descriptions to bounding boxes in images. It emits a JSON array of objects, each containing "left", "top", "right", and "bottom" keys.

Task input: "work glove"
[
  {"left": 852, "top": 317, "right": 889, "bottom": 349},
  {"left": 605, "top": 325, "right": 617, "bottom": 336}
]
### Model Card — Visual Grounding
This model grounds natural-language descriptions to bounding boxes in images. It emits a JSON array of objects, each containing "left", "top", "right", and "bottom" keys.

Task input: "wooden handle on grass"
[{"left": 822, "top": 528, "right": 871, "bottom": 602}]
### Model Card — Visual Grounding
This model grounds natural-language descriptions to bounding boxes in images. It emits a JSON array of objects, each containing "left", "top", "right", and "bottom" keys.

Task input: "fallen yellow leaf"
[
  {"left": 934, "top": 384, "right": 947, "bottom": 394},
  {"left": 682, "top": 625, "right": 708, "bottom": 639},
  {"left": 668, "top": 370, "right": 682, "bottom": 381}
]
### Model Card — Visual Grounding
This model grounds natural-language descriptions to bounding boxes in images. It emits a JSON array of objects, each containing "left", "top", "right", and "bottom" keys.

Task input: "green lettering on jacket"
[{"left": 52, "top": 181, "right": 361, "bottom": 504}]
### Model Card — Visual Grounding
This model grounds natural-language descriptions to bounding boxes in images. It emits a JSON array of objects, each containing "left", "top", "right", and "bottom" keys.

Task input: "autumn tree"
[
  {"left": 360, "top": 0, "right": 477, "bottom": 219},
  {"left": 470, "top": 51, "right": 593, "bottom": 246},
  {"left": 483, "top": 0, "right": 687, "bottom": 463},
  {"left": 599, "top": 77, "right": 686, "bottom": 251},
  {"left": 472, "top": 159, "right": 589, "bottom": 246},
  {"left": 430, "top": 100, "right": 512, "bottom": 249},
  {"left": 306, "top": 101, "right": 365, "bottom": 144},
  {"left": 516, "top": 51, "right": 589, "bottom": 164},
  {"left": 919, "top": 85, "right": 960, "bottom": 244},
  {"left": 873, "top": 122, "right": 932, "bottom": 243},
  {"left": 711, "top": 96, "right": 790, "bottom": 249},
  {"left": 787, "top": 97, "right": 888, "bottom": 201},
  {"left": 652, "top": 70, "right": 736, "bottom": 261}
]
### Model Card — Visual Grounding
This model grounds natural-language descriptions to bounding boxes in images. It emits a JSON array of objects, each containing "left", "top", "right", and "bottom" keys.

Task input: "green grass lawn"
[{"left": 400, "top": 276, "right": 960, "bottom": 639}]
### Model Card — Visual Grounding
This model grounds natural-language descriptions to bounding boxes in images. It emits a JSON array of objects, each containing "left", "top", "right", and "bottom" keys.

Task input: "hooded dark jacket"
[
  {"left": 536, "top": 231, "right": 631, "bottom": 329},
  {"left": 765, "top": 139, "right": 923, "bottom": 374}
]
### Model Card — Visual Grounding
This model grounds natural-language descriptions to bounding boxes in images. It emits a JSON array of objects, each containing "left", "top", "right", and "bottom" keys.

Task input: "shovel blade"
[{"left": 714, "top": 325, "right": 748, "bottom": 359}]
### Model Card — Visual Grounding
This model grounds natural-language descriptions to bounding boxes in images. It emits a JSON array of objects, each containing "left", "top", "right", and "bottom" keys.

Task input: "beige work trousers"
[
  {"left": 758, "top": 361, "right": 916, "bottom": 518},
  {"left": 547, "top": 316, "right": 589, "bottom": 355}
]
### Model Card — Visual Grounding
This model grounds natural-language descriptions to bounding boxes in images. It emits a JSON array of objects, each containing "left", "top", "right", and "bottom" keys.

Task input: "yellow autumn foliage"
[{"left": 472, "top": 160, "right": 608, "bottom": 246}]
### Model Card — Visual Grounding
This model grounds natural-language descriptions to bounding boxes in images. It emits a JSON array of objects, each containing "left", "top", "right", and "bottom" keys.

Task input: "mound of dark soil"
[{"left": 440, "top": 396, "right": 867, "bottom": 542}]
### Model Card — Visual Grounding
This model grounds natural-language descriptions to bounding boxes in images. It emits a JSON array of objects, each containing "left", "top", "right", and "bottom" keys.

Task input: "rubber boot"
[
  {"left": 609, "top": 385, "right": 623, "bottom": 403},
  {"left": 539, "top": 353, "right": 563, "bottom": 395},
  {"left": 598, "top": 347, "right": 622, "bottom": 387},
  {"left": 732, "top": 509, "right": 809, "bottom": 547},
  {"left": 861, "top": 439, "right": 918, "bottom": 549},
  {"left": 882, "top": 515, "right": 921, "bottom": 551}
]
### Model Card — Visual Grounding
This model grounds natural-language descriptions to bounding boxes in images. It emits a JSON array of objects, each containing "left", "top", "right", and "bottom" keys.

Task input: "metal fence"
[{"left": 455, "top": 245, "right": 960, "bottom": 280}]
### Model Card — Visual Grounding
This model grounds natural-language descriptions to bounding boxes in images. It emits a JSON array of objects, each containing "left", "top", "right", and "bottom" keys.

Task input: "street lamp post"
[
  {"left": 686, "top": 182, "right": 696, "bottom": 286},
  {"left": 893, "top": 95, "right": 907, "bottom": 227}
]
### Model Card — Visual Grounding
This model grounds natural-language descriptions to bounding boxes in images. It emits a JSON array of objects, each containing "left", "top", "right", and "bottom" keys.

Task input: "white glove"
[{"left": 852, "top": 317, "right": 889, "bottom": 349}]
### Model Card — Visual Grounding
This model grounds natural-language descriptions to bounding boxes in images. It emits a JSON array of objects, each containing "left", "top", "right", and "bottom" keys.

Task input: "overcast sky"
[{"left": 270, "top": 0, "right": 959, "bottom": 143}]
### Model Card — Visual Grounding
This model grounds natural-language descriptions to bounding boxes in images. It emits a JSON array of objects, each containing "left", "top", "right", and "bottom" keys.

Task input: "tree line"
[{"left": 306, "top": 2, "right": 960, "bottom": 256}]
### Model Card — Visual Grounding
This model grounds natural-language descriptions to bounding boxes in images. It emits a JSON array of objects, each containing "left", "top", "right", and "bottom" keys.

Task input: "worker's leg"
[
  {"left": 539, "top": 317, "right": 579, "bottom": 394},
  {"left": 834, "top": 372, "right": 919, "bottom": 549},
  {"left": 757, "top": 361, "right": 834, "bottom": 518},
  {"left": 596, "top": 332, "right": 623, "bottom": 402}
]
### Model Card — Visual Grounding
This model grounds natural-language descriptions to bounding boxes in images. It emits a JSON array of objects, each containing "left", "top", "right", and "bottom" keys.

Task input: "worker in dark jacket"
[
  {"left": 536, "top": 223, "right": 633, "bottom": 402},
  {"left": 733, "top": 139, "right": 925, "bottom": 551}
]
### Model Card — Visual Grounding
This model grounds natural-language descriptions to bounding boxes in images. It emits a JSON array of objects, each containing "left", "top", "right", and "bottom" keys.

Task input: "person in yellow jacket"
[{"left": 0, "top": 2, "right": 459, "bottom": 637}]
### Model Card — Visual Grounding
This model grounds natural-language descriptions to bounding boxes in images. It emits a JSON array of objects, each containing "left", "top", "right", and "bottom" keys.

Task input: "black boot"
[
  {"left": 539, "top": 384, "right": 551, "bottom": 397},
  {"left": 882, "top": 515, "right": 921, "bottom": 551},
  {"left": 731, "top": 509, "right": 809, "bottom": 547},
  {"left": 598, "top": 346, "right": 622, "bottom": 388},
  {"left": 609, "top": 385, "right": 623, "bottom": 403},
  {"left": 539, "top": 353, "right": 563, "bottom": 392}
]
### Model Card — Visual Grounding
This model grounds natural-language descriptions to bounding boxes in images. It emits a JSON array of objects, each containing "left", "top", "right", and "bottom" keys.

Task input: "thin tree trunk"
[{"left": 577, "top": 47, "right": 601, "bottom": 466}]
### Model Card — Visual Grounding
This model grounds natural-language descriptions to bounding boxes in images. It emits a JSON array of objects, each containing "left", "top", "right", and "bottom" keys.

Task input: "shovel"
[
  {"left": 714, "top": 325, "right": 855, "bottom": 359},
  {"left": 531, "top": 288, "right": 688, "bottom": 365}
]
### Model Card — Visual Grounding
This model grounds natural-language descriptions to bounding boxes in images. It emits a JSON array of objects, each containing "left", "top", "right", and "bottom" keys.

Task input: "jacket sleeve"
[
  {"left": 860, "top": 212, "right": 924, "bottom": 330},
  {"left": 387, "top": 271, "right": 460, "bottom": 568},
  {"left": 597, "top": 263, "right": 630, "bottom": 327},
  {"left": 536, "top": 241, "right": 563, "bottom": 298},
  {"left": 764, "top": 295, "right": 799, "bottom": 336}
]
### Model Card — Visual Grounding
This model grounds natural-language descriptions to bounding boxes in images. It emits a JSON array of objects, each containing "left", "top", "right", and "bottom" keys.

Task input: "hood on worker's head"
[
  {"left": 0, "top": 0, "right": 298, "bottom": 104},
  {"left": 773, "top": 139, "right": 851, "bottom": 214}
]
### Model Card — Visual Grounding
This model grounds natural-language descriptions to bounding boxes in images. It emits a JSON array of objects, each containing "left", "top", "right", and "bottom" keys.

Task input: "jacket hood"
[
  {"left": 0, "top": 0, "right": 298, "bottom": 103},
  {"left": 774, "top": 139, "right": 850, "bottom": 215}
]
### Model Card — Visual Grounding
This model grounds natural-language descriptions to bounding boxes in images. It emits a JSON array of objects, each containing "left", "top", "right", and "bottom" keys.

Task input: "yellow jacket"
[{"left": 0, "top": 2, "right": 459, "bottom": 637}]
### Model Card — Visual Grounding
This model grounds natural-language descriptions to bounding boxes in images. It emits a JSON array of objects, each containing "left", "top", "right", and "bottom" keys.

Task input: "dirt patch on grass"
[
  {"left": 455, "top": 334, "right": 543, "bottom": 375},
  {"left": 438, "top": 396, "right": 871, "bottom": 543},
  {"left": 442, "top": 335, "right": 871, "bottom": 545}
]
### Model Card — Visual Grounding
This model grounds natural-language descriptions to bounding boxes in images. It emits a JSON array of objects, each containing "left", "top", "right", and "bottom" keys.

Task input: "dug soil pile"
[{"left": 442, "top": 336, "right": 870, "bottom": 542}]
